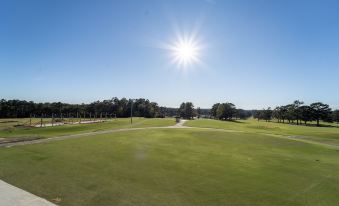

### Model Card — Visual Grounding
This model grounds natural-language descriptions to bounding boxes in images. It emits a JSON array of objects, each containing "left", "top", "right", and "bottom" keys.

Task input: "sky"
[{"left": 0, "top": 0, "right": 339, "bottom": 109}]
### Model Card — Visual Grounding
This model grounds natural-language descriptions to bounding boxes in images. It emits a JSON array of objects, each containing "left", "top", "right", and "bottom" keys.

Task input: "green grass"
[
  {"left": 1, "top": 128, "right": 339, "bottom": 205},
  {"left": 185, "top": 119, "right": 339, "bottom": 145},
  {"left": 0, "top": 118, "right": 175, "bottom": 140}
]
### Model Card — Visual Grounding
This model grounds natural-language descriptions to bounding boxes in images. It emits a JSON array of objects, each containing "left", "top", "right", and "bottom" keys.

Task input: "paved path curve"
[{"left": 0, "top": 180, "right": 57, "bottom": 206}]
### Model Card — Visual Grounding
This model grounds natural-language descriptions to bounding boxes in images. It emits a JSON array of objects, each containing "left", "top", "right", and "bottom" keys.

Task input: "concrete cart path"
[{"left": 0, "top": 180, "right": 57, "bottom": 206}]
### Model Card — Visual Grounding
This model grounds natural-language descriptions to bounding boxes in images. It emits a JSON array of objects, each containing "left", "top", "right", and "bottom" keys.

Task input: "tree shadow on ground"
[
  {"left": 271, "top": 121, "right": 339, "bottom": 128},
  {"left": 217, "top": 119, "right": 246, "bottom": 123}
]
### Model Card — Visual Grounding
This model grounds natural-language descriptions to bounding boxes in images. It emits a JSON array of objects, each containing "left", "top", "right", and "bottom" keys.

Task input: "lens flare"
[
  {"left": 171, "top": 38, "right": 200, "bottom": 68},
  {"left": 159, "top": 31, "right": 203, "bottom": 70}
]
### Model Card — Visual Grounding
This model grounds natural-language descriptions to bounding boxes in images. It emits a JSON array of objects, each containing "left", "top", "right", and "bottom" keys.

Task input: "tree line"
[
  {"left": 178, "top": 100, "right": 338, "bottom": 127},
  {"left": 209, "top": 102, "right": 252, "bottom": 120},
  {"left": 1, "top": 99, "right": 338, "bottom": 127},
  {"left": 178, "top": 102, "right": 252, "bottom": 120},
  {"left": 254, "top": 100, "right": 339, "bottom": 126},
  {"left": 0, "top": 98, "right": 177, "bottom": 118}
]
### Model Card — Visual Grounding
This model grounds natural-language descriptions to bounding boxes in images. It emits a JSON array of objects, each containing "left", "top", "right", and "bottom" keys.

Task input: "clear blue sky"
[{"left": 1, "top": 0, "right": 338, "bottom": 109}]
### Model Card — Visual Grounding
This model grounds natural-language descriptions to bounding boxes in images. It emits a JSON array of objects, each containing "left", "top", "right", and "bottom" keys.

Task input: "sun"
[
  {"left": 159, "top": 32, "right": 203, "bottom": 69},
  {"left": 170, "top": 37, "right": 201, "bottom": 68},
  {"left": 173, "top": 41, "right": 198, "bottom": 65}
]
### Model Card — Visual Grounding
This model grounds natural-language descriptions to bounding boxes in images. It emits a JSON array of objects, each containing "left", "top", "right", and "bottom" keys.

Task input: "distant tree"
[
  {"left": 299, "top": 105, "right": 313, "bottom": 125},
  {"left": 158, "top": 107, "right": 166, "bottom": 118},
  {"left": 262, "top": 107, "right": 273, "bottom": 122},
  {"left": 210, "top": 103, "right": 220, "bottom": 119},
  {"left": 0, "top": 98, "right": 165, "bottom": 119},
  {"left": 273, "top": 107, "right": 282, "bottom": 122},
  {"left": 156, "top": 107, "right": 177, "bottom": 117},
  {"left": 216, "top": 102, "right": 236, "bottom": 120},
  {"left": 286, "top": 104, "right": 296, "bottom": 123},
  {"left": 279, "top": 105, "right": 288, "bottom": 123},
  {"left": 253, "top": 110, "right": 262, "bottom": 121},
  {"left": 196, "top": 107, "right": 201, "bottom": 119},
  {"left": 178, "top": 102, "right": 195, "bottom": 119},
  {"left": 293, "top": 100, "right": 304, "bottom": 125},
  {"left": 333, "top": 110, "right": 339, "bottom": 125},
  {"left": 310, "top": 102, "right": 332, "bottom": 127},
  {"left": 235, "top": 109, "right": 252, "bottom": 120},
  {"left": 198, "top": 108, "right": 211, "bottom": 118},
  {"left": 216, "top": 104, "right": 225, "bottom": 120},
  {"left": 178, "top": 103, "right": 185, "bottom": 118},
  {"left": 118, "top": 98, "right": 129, "bottom": 117}
]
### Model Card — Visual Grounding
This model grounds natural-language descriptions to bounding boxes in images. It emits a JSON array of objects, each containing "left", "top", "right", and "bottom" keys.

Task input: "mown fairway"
[
  {"left": 1, "top": 120, "right": 339, "bottom": 206},
  {"left": 186, "top": 119, "right": 339, "bottom": 145}
]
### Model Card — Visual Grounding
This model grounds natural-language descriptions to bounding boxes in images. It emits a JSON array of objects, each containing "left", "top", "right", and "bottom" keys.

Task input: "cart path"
[{"left": 0, "top": 180, "right": 57, "bottom": 206}]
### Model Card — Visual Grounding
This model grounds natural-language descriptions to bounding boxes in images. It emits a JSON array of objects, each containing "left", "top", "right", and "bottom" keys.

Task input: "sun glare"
[
  {"left": 174, "top": 41, "right": 198, "bottom": 64},
  {"left": 159, "top": 31, "right": 203, "bottom": 70},
  {"left": 170, "top": 37, "right": 201, "bottom": 68}
]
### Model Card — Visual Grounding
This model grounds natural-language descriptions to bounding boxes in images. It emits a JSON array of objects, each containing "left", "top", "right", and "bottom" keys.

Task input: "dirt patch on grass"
[
  {"left": 248, "top": 125, "right": 281, "bottom": 130},
  {"left": 13, "top": 125, "right": 32, "bottom": 129},
  {"left": 0, "top": 136, "right": 42, "bottom": 145},
  {"left": 0, "top": 120, "right": 18, "bottom": 124}
]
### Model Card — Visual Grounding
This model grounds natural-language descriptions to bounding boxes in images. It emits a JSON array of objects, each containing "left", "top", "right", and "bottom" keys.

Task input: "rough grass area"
[
  {"left": 185, "top": 119, "right": 339, "bottom": 145},
  {"left": 0, "top": 118, "right": 175, "bottom": 140},
  {"left": 0, "top": 129, "right": 339, "bottom": 206}
]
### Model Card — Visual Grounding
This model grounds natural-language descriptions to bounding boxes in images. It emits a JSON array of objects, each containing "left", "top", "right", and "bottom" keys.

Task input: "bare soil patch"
[{"left": 0, "top": 136, "right": 42, "bottom": 145}]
